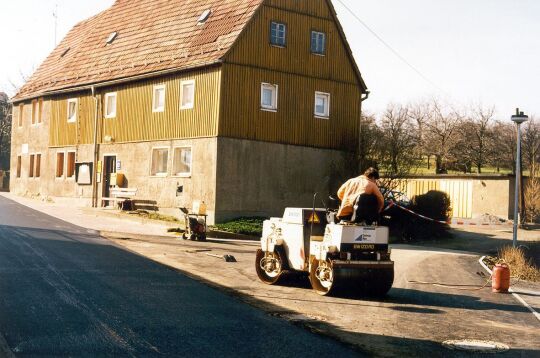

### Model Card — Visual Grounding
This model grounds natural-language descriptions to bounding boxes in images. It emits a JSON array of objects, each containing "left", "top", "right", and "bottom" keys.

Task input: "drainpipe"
[
  {"left": 91, "top": 86, "right": 100, "bottom": 207},
  {"left": 358, "top": 90, "right": 370, "bottom": 173}
]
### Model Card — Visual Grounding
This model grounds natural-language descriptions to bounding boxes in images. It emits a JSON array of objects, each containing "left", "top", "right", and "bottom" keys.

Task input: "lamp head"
[{"left": 511, "top": 108, "right": 528, "bottom": 125}]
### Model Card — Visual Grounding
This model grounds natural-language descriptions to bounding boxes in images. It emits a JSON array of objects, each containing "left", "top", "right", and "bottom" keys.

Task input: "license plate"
[{"left": 354, "top": 244, "right": 375, "bottom": 250}]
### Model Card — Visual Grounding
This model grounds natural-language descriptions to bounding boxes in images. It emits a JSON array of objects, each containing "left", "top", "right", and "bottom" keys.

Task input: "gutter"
[
  {"left": 360, "top": 90, "right": 370, "bottom": 102},
  {"left": 91, "top": 85, "right": 100, "bottom": 208},
  {"left": 12, "top": 61, "right": 222, "bottom": 103}
]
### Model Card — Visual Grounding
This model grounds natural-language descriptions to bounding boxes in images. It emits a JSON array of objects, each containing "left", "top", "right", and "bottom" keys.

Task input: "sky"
[{"left": 1, "top": 0, "right": 538, "bottom": 119}]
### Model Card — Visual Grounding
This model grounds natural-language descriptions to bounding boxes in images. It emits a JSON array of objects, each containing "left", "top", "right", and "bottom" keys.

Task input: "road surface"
[{"left": 0, "top": 196, "right": 359, "bottom": 357}]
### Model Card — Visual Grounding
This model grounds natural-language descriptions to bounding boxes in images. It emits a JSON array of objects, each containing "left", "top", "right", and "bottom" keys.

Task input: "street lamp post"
[{"left": 511, "top": 108, "right": 528, "bottom": 248}]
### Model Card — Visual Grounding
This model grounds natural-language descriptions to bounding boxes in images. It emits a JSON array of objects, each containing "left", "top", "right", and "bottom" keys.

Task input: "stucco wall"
[
  {"left": 471, "top": 178, "right": 511, "bottom": 220},
  {"left": 96, "top": 138, "right": 218, "bottom": 223},
  {"left": 10, "top": 100, "right": 52, "bottom": 198},
  {"left": 215, "top": 137, "right": 354, "bottom": 223}
]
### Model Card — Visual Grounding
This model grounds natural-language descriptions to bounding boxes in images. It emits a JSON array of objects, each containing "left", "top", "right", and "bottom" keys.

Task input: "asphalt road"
[{"left": 0, "top": 196, "right": 360, "bottom": 357}]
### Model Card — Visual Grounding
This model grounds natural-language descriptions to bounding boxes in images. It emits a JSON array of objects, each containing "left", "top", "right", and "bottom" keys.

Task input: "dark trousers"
[{"left": 351, "top": 194, "right": 379, "bottom": 224}]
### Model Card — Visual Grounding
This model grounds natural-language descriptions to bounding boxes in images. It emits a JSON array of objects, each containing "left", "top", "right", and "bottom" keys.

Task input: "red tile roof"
[{"left": 14, "top": 0, "right": 263, "bottom": 101}]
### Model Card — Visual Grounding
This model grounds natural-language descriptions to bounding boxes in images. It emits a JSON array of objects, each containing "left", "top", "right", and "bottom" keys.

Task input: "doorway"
[{"left": 102, "top": 155, "right": 117, "bottom": 206}]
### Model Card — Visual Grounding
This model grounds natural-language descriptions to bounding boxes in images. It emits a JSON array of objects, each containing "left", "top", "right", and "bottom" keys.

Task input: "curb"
[{"left": 479, "top": 256, "right": 540, "bottom": 322}]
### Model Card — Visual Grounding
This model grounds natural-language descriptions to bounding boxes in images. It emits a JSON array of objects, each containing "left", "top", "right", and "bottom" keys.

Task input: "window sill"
[
  {"left": 172, "top": 173, "right": 192, "bottom": 178},
  {"left": 152, "top": 109, "right": 165, "bottom": 113},
  {"left": 150, "top": 174, "right": 168, "bottom": 178},
  {"left": 311, "top": 52, "right": 326, "bottom": 57},
  {"left": 261, "top": 108, "right": 277, "bottom": 113},
  {"left": 314, "top": 115, "right": 330, "bottom": 120},
  {"left": 67, "top": 120, "right": 76, "bottom": 124},
  {"left": 270, "top": 44, "right": 286, "bottom": 49},
  {"left": 180, "top": 106, "right": 194, "bottom": 111},
  {"left": 104, "top": 116, "right": 116, "bottom": 119}
]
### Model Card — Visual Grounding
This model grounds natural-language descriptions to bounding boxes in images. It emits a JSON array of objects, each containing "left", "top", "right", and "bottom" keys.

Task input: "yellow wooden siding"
[
  {"left": 401, "top": 179, "right": 473, "bottom": 219},
  {"left": 219, "top": 63, "right": 360, "bottom": 150},
  {"left": 225, "top": 5, "right": 359, "bottom": 85},
  {"left": 50, "top": 93, "right": 94, "bottom": 147},
  {"left": 49, "top": 68, "right": 221, "bottom": 146},
  {"left": 100, "top": 68, "right": 221, "bottom": 143},
  {"left": 266, "top": 0, "right": 331, "bottom": 18}
]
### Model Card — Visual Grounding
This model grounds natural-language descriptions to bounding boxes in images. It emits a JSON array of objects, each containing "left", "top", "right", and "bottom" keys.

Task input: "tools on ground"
[{"left": 206, "top": 253, "right": 237, "bottom": 262}]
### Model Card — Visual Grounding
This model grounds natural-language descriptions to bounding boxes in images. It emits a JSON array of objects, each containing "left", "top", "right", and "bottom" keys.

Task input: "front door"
[{"left": 103, "top": 155, "right": 117, "bottom": 206}]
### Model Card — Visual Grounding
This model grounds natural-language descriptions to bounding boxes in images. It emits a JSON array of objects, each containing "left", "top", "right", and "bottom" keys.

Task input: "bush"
[{"left": 385, "top": 190, "right": 452, "bottom": 242}]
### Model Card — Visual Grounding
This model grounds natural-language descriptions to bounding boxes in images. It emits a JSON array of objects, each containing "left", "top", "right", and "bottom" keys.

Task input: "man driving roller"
[{"left": 337, "top": 167, "right": 385, "bottom": 223}]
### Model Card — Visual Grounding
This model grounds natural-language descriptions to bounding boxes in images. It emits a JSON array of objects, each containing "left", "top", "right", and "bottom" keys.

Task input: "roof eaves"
[{"left": 11, "top": 60, "right": 223, "bottom": 103}]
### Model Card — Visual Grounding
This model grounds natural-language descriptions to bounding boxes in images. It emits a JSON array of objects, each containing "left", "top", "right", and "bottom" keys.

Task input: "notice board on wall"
[{"left": 75, "top": 162, "right": 93, "bottom": 185}]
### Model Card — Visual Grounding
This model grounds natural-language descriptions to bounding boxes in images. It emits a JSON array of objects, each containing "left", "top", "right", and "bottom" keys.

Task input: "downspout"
[
  {"left": 91, "top": 86, "right": 100, "bottom": 207},
  {"left": 358, "top": 90, "right": 370, "bottom": 173}
]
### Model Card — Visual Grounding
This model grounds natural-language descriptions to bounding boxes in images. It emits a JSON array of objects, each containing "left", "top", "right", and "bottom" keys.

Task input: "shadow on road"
[{"left": 0, "top": 197, "right": 537, "bottom": 358}]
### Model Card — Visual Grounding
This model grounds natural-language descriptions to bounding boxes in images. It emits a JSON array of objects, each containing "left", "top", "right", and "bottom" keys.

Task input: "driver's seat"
[{"left": 351, "top": 193, "right": 379, "bottom": 225}]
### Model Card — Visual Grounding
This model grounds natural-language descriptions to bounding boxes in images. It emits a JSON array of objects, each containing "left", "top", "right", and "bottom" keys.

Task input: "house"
[{"left": 10, "top": 0, "right": 368, "bottom": 224}]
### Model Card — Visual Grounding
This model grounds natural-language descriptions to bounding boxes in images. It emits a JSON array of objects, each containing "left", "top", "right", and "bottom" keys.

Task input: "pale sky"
[{"left": 1, "top": 0, "right": 538, "bottom": 119}]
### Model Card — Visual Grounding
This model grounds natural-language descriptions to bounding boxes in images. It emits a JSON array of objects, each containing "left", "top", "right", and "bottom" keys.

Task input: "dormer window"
[
  {"left": 106, "top": 32, "right": 118, "bottom": 45},
  {"left": 197, "top": 9, "right": 211, "bottom": 25}
]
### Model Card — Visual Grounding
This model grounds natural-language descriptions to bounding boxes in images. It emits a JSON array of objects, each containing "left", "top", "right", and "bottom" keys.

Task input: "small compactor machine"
[{"left": 255, "top": 208, "right": 394, "bottom": 296}]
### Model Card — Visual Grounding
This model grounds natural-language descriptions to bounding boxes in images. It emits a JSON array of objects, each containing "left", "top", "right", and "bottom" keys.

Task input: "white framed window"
[
  {"left": 180, "top": 80, "right": 195, "bottom": 110},
  {"left": 104, "top": 92, "right": 117, "bottom": 118},
  {"left": 311, "top": 31, "right": 326, "bottom": 55},
  {"left": 173, "top": 147, "right": 192, "bottom": 177},
  {"left": 153, "top": 85, "right": 166, "bottom": 112},
  {"left": 150, "top": 147, "right": 169, "bottom": 177},
  {"left": 67, "top": 98, "right": 77, "bottom": 123},
  {"left": 270, "top": 22, "right": 287, "bottom": 47},
  {"left": 261, "top": 83, "right": 278, "bottom": 111},
  {"left": 314, "top": 92, "right": 330, "bottom": 118}
]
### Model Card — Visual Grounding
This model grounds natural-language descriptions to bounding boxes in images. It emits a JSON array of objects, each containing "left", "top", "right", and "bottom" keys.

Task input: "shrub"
[
  {"left": 385, "top": 190, "right": 452, "bottom": 242},
  {"left": 524, "top": 177, "right": 540, "bottom": 223}
]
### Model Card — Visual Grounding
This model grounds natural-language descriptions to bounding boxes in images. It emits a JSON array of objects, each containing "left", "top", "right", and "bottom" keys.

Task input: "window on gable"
[
  {"left": 261, "top": 83, "right": 278, "bottom": 111},
  {"left": 153, "top": 85, "right": 166, "bottom": 112},
  {"left": 29, "top": 154, "right": 35, "bottom": 178},
  {"left": 56, "top": 152, "right": 65, "bottom": 178},
  {"left": 314, "top": 92, "right": 330, "bottom": 118},
  {"left": 270, "top": 22, "right": 287, "bottom": 47},
  {"left": 151, "top": 148, "right": 169, "bottom": 176},
  {"left": 311, "top": 31, "right": 326, "bottom": 55},
  {"left": 173, "top": 147, "right": 192, "bottom": 177},
  {"left": 180, "top": 80, "right": 195, "bottom": 110},
  {"left": 67, "top": 99, "right": 77, "bottom": 123},
  {"left": 18, "top": 104, "right": 23, "bottom": 127},
  {"left": 105, "top": 92, "right": 117, "bottom": 118}
]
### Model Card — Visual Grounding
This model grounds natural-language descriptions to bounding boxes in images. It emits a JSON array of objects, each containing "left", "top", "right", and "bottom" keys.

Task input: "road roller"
[{"left": 255, "top": 208, "right": 394, "bottom": 296}]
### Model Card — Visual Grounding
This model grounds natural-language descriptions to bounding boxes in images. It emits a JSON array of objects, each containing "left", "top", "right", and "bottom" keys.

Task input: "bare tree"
[
  {"left": 0, "top": 92, "right": 12, "bottom": 171},
  {"left": 452, "top": 105, "right": 496, "bottom": 173},
  {"left": 423, "top": 100, "right": 463, "bottom": 174},
  {"left": 522, "top": 117, "right": 539, "bottom": 178},
  {"left": 357, "top": 112, "right": 382, "bottom": 173},
  {"left": 490, "top": 121, "right": 516, "bottom": 173}
]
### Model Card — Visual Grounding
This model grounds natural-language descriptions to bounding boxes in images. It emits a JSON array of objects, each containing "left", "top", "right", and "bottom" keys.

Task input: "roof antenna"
[{"left": 53, "top": 3, "right": 58, "bottom": 46}]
